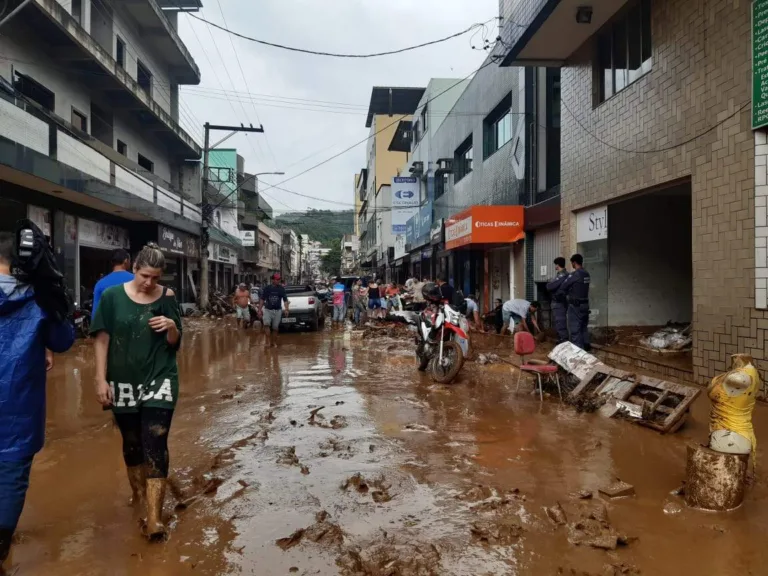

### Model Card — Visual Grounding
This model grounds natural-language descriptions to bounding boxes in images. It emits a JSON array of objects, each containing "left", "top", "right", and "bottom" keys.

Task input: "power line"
[
  {"left": 560, "top": 98, "right": 752, "bottom": 154},
  {"left": 188, "top": 13, "right": 496, "bottom": 58}
]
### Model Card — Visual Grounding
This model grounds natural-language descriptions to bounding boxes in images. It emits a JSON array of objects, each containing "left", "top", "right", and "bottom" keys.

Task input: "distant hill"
[{"left": 274, "top": 210, "right": 354, "bottom": 246}]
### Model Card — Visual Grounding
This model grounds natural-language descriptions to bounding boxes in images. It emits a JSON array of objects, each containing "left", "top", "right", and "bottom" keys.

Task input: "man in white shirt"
[
  {"left": 502, "top": 299, "right": 541, "bottom": 335},
  {"left": 464, "top": 294, "right": 482, "bottom": 331}
]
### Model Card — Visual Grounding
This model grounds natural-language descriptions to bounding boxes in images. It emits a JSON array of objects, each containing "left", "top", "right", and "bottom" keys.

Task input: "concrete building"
[
  {"left": 358, "top": 86, "right": 425, "bottom": 277},
  {"left": 500, "top": 0, "right": 756, "bottom": 384},
  {"left": 341, "top": 234, "right": 359, "bottom": 274},
  {"left": 279, "top": 228, "right": 300, "bottom": 283},
  {"left": 0, "top": 0, "right": 204, "bottom": 305},
  {"left": 390, "top": 60, "right": 561, "bottom": 312}
]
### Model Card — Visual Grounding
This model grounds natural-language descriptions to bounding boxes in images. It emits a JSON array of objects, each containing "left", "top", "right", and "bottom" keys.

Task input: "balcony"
[
  {"left": 499, "top": 0, "right": 629, "bottom": 66},
  {"left": 20, "top": 0, "right": 201, "bottom": 157},
  {"left": 0, "top": 88, "right": 201, "bottom": 234}
]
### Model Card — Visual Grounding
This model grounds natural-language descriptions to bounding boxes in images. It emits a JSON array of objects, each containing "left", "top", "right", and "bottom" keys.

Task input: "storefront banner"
[
  {"left": 158, "top": 225, "right": 200, "bottom": 258},
  {"left": 576, "top": 204, "right": 608, "bottom": 243},
  {"left": 445, "top": 206, "right": 524, "bottom": 251},
  {"left": 392, "top": 176, "right": 420, "bottom": 234},
  {"left": 240, "top": 230, "right": 256, "bottom": 247},
  {"left": 28, "top": 205, "right": 51, "bottom": 237},
  {"left": 421, "top": 248, "right": 433, "bottom": 260},
  {"left": 394, "top": 234, "right": 406, "bottom": 260},
  {"left": 78, "top": 218, "right": 129, "bottom": 249}
]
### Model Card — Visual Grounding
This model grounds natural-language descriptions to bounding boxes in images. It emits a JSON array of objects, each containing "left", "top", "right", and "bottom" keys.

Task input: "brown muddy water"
[{"left": 7, "top": 320, "right": 768, "bottom": 575}]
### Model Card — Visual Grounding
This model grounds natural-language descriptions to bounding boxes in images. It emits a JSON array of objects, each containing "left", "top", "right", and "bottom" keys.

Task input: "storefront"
[
  {"left": 444, "top": 205, "right": 525, "bottom": 311},
  {"left": 157, "top": 225, "right": 200, "bottom": 305},
  {"left": 405, "top": 201, "right": 433, "bottom": 281},
  {"left": 78, "top": 217, "right": 130, "bottom": 303}
]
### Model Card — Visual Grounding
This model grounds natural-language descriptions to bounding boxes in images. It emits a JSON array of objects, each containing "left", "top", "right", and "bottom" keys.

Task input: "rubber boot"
[
  {"left": 127, "top": 465, "right": 146, "bottom": 509},
  {"left": 144, "top": 478, "right": 167, "bottom": 540},
  {"left": 0, "top": 527, "right": 12, "bottom": 568}
]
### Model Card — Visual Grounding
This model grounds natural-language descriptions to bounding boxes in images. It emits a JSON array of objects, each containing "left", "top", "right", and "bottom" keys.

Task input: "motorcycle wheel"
[
  {"left": 416, "top": 342, "right": 430, "bottom": 372},
  {"left": 80, "top": 316, "right": 90, "bottom": 339},
  {"left": 429, "top": 340, "right": 464, "bottom": 384}
]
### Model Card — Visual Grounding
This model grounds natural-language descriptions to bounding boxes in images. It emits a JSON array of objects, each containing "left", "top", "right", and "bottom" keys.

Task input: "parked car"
[{"left": 281, "top": 285, "right": 325, "bottom": 331}]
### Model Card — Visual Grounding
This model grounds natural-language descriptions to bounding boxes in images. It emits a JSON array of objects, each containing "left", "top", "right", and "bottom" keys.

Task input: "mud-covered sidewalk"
[{"left": 8, "top": 320, "right": 768, "bottom": 575}]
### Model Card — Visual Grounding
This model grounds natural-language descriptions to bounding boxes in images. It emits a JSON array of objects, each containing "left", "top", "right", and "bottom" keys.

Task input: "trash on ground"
[
  {"left": 598, "top": 481, "right": 635, "bottom": 499},
  {"left": 639, "top": 323, "right": 692, "bottom": 353}
]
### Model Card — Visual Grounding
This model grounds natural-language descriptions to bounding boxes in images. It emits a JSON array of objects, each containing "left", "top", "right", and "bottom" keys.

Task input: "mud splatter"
[
  {"left": 336, "top": 538, "right": 441, "bottom": 576},
  {"left": 470, "top": 518, "right": 524, "bottom": 546},
  {"left": 277, "top": 446, "right": 300, "bottom": 466},
  {"left": 341, "top": 473, "right": 392, "bottom": 502},
  {"left": 276, "top": 511, "right": 345, "bottom": 550}
]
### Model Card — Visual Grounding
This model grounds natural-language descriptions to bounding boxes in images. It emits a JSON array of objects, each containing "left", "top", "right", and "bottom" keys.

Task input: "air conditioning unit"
[
  {"left": 436, "top": 158, "right": 454, "bottom": 173},
  {"left": 409, "top": 161, "right": 424, "bottom": 176}
]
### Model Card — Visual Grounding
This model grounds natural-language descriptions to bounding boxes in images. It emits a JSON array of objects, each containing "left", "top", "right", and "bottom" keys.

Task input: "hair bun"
[{"left": 145, "top": 242, "right": 161, "bottom": 250}]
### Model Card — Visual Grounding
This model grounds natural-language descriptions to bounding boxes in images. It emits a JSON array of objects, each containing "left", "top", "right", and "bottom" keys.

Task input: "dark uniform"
[
  {"left": 560, "top": 267, "right": 591, "bottom": 350},
  {"left": 546, "top": 270, "right": 569, "bottom": 344}
]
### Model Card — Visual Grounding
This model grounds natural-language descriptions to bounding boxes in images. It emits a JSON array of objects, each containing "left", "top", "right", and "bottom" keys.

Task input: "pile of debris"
[
  {"left": 639, "top": 323, "right": 692, "bottom": 353},
  {"left": 549, "top": 342, "right": 700, "bottom": 433}
]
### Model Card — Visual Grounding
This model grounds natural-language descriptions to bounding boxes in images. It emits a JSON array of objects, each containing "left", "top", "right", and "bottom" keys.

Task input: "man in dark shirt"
[
  {"left": 258, "top": 273, "right": 290, "bottom": 347},
  {"left": 436, "top": 276, "right": 455, "bottom": 304},
  {"left": 560, "top": 253, "right": 591, "bottom": 351}
]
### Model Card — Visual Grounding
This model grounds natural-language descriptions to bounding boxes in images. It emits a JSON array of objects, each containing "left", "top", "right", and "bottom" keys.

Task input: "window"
[
  {"left": 483, "top": 93, "right": 513, "bottom": 159},
  {"left": 116, "top": 37, "right": 126, "bottom": 69},
  {"left": 137, "top": 60, "right": 152, "bottom": 95},
  {"left": 595, "top": 0, "right": 652, "bottom": 103},
  {"left": 72, "top": 0, "right": 82, "bottom": 24},
  {"left": 421, "top": 103, "right": 428, "bottom": 134},
  {"left": 137, "top": 153, "right": 154, "bottom": 173},
  {"left": 71, "top": 108, "right": 87, "bottom": 132},
  {"left": 412, "top": 120, "right": 421, "bottom": 146},
  {"left": 454, "top": 135, "right": 473, "bottom": 182},
  {"left": 117, "top": 140, "right": 127, "bottom": 156},
  {"left": 14, "top": 72, "right": 55, "bottom": 111}
]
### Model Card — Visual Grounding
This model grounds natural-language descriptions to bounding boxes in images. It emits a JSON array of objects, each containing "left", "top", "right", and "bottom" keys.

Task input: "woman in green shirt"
[{"left": 90, "top": 243, "right": 182, "bottom": 540}]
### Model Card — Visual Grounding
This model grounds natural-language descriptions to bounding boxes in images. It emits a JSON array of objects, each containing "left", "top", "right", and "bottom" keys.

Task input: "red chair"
[{"left": 514, "top": 332, "right": 562, "bottom": 401}]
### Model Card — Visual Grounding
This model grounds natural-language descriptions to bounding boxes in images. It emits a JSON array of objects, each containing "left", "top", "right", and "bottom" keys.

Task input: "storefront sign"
[
  {"left": 158, "top": 225, "right": 199, "bottom": 258},
  {"left": 208, "top": 242, "right": 238, "bottom": 264},
  {"left": 410, "top": 201, "right": 432, "bottom": 249},
  {"left": 28, "top": 205, "right": 51, "bottom": 237},
  {"left": 576, "top": 204, "right": 608, "bottom": 243},
  {"left": 391, "top": 176, "right": 420, "bottom": 234},
  {"left": 394, "top": 234, "right": 406, "bottom": 260},
  {"left": 78, "top": 218, "right": 129, "bottom": 249},
  {"left": 753, "top": 0, "right": 768, "bottom": 129},
  {"left": 445, "top": 206, "right": 524, "bottom": 251},
  {"left": 240, "top": 230, "right": 256, "bottom": 247},
  {"left": 430, "top": 219, "right": 443, "bottom": 245},
  {"left": 421, "top": 248, "right": 433, "bottom": 260}
]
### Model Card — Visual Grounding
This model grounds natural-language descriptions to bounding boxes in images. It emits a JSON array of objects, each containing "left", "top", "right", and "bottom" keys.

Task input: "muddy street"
[{"left": 8, "top": 320, "right": 768, "bottom": 575}]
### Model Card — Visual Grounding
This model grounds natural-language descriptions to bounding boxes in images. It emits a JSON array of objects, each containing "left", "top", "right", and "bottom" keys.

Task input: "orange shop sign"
[{"left": 444, "top": 206, "right": 525, "bottom": 250}]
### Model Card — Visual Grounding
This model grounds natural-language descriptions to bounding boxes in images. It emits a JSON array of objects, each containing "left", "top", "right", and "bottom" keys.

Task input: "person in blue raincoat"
[{"left": 0, "top": 232, "right": 75, "bottom": 566}]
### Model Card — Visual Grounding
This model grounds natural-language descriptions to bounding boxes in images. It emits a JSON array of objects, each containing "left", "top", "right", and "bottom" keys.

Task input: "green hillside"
[{"left": 274, "top": 210, "right": 354, "bottom": 246}]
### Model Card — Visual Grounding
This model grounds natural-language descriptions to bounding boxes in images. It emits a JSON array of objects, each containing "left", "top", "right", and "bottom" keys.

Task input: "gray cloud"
[{"left": 179, "top": 0, "right": 498, "bottom": 214}]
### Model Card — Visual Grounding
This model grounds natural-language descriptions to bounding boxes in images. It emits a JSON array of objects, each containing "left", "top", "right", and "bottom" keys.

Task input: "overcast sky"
[{"left": 177, "top": 0, "right": 498, "bottom": 215}]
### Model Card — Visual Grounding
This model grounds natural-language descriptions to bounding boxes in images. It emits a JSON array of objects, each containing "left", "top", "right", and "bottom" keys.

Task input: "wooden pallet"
[{"left": 570, "top": 366, "right": 701, "bottom": 433}]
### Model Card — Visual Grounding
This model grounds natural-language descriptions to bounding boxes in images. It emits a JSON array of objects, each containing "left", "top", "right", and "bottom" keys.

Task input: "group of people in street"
[{"left": 232, "top": 274, "right": 290, "bottom": 346}]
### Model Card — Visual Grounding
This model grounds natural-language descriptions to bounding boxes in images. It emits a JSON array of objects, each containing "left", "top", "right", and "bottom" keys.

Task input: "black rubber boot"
[{"left": 0, "top": 527, "right": 13, "bottom": 567}]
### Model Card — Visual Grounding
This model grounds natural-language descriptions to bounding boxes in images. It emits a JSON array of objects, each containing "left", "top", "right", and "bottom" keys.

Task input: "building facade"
[
  {"left": 0, "top": 0, "right": 204, "bottom": 305},
  {"left": 341, "top": 234, "right": 359, "bottom": 274},
  {"left": 501, "top": 0, "right": 756, "bottom": 384},
  {"left": 358, "top": 86, "right": 425, "bottom": 277}
]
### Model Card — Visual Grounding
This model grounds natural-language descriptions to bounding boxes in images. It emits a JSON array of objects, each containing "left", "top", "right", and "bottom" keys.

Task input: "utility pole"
[{"left": 200, "top": 122, "right": 265, "bottom": 310}]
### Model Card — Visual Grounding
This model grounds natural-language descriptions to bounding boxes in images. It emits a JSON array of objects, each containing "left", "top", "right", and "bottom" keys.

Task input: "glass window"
[
  {"left": 454, "top": 135, "right": 473, "bottom": 182},
  {"left": 595, "top": 0, "right": 652, "bottom": 103}
]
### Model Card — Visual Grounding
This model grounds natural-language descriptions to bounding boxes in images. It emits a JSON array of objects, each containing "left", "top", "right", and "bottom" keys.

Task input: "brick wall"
[{"left": 559, "top": 0, "right": 755, "bottom": 384}]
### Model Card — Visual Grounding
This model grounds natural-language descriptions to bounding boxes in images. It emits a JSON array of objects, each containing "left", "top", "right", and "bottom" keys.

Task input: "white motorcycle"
[{"left": 415, "top": 302, "right": 470, "bottom": 384}]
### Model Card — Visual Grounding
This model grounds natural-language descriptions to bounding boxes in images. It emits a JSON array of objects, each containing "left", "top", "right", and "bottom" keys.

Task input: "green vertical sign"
[{"left": 753, "top": 0, "right": 768, "bottom": 129}]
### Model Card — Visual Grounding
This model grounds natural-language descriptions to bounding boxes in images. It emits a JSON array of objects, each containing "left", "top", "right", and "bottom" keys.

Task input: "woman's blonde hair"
[{"left": 134, "top": 242, "right": 165, "bottom": 271}]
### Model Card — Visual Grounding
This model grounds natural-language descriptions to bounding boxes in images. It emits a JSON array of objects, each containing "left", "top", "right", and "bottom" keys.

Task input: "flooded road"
[{"left": 9, "top": 320, "right": 768, "bottom": 575}]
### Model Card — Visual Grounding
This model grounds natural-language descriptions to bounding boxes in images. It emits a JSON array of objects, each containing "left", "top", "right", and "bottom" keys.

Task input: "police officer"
[
  {"left": 560, "top": 253, "right": 591, "bottom": 350},
  {"left": 546, "top": 257, "right": 569, "bottom": 344}
]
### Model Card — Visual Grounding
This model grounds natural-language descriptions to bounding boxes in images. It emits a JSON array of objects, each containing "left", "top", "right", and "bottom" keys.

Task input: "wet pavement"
[{"left": 9, "top": 319, "right": 768, "bottom": 575}]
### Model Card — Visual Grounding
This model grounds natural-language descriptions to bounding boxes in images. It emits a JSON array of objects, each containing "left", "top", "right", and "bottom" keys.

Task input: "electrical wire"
[
  {"left": 560, "top": 97, "right": 752, "bottom": 154},
  {"left": 188, "top": 13, "right": 497, "bottom": 58}
]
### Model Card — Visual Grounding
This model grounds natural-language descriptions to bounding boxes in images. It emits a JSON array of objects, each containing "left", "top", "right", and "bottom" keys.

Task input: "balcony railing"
[{"left": 0, "top": 88, "right": 201, "bottom": 227}]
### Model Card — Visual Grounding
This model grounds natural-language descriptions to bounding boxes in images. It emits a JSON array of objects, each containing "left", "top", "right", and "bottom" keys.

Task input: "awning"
[
  {"left": 209, "top": 226, "right": 241, "bottom": 249},
  {"left": 444, "top": 205, "right": 525, "bottom": 251}
]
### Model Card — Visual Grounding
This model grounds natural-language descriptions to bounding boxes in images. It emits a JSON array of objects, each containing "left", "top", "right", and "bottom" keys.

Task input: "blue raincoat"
[{"left": 0, "top": 275, "right": 75, "bottom": 461}]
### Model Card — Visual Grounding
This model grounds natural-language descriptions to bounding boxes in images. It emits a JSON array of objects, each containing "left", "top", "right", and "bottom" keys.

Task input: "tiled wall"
[{"left": 559, "top": 0, "right": 755, "bottom": 384}]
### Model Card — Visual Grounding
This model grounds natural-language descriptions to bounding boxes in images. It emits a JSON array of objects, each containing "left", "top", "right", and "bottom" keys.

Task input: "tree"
[{"left": 321, "top": 244, "right": 342, "bottom": 276}]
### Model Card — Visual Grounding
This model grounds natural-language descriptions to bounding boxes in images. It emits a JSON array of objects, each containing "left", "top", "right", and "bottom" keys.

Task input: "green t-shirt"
[{"left": 90, "top": 284, "right": 182, "bottom": 413}]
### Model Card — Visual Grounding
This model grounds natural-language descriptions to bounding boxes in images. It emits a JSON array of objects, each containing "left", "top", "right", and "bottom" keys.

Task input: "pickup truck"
[{"left": 280, "top": 285, "right": 325, "bottom": 331}]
